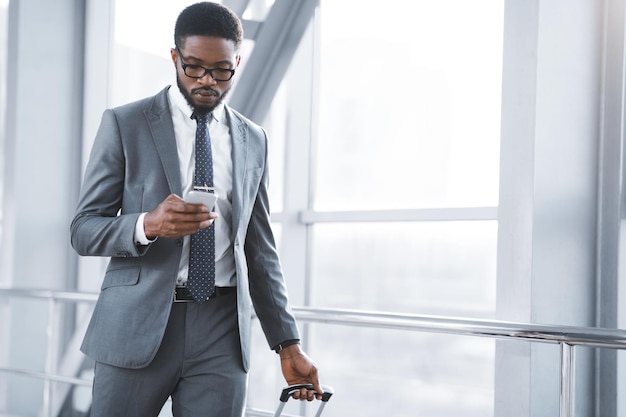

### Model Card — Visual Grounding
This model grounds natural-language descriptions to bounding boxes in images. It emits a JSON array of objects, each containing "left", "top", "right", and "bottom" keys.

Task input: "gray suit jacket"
[{"left": 70, "top": 86, "right": 300, "bottom": 371}]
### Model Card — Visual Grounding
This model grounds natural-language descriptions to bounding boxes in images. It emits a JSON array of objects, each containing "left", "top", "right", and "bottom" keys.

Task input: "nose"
[{"left": 197, "top": 72, "right": 217, "bottom": 85}]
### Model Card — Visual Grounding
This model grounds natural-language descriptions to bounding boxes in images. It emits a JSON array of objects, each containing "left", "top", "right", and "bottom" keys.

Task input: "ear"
[
  {"left": 236, "top": 55, "right": 241, "bottom": 68},
  {"left": 170, "top": 48, "right": 178, "bottom": 66}
]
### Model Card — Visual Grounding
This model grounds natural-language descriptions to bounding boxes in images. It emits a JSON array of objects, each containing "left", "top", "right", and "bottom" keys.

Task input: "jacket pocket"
[{"left": 101, "top": 266, "right": 140, "bottom": 290}]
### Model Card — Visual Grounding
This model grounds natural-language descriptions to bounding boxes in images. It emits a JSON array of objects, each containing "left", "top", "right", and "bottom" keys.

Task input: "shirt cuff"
[{"left": 134, "top": 213, "right": 157, "bottom": 246}]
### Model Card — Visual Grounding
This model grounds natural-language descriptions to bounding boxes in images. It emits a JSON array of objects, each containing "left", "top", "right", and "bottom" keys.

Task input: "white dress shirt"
[{"left": 134, "top": 84, "right": 236, "bottom": 287}]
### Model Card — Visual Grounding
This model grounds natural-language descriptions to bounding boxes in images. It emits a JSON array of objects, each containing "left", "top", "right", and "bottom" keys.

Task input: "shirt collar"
[{"left": 168, "top": 84, "right": 225, "bottom": 124}]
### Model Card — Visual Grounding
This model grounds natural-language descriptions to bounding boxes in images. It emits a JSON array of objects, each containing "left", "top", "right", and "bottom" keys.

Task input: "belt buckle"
[{"left": 174, "top": 285, "right": 195, "bottom": 303}]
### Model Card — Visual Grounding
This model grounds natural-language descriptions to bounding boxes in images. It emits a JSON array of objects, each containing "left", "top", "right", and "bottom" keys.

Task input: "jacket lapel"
[
  {"left": 227, "top": 106, "right": 248, "bottom": 238},
  {"left": 144, "top": 87, "right": 183, "bottom": 196}
]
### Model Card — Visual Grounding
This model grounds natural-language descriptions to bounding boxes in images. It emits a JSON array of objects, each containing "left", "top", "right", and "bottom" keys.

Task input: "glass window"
[
  {"left": 312, "top": 221, "right": 497, "bottom": 317},
  {"left": 111, "top": 0, "right": 208, "bottom": 107},
  {"left": 285, "top": 2, "right": 502, "bottom": 416},
  {"left": 261, "top": 81, "right": 287, "bottom": 212},
  {"left": 315, "top": 0, "right": 503, "bottom": 210},
  {"left": 310, "top": 326, "right": 495, "bottom": 417}
]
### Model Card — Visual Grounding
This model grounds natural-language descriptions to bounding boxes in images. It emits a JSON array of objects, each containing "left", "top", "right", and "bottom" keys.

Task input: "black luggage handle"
[
  {"left": 279, "top": 384, "right": 334, "bottom": 402},
  {"left": 274, "top": 384, "right": 334, "bottom": 417}
]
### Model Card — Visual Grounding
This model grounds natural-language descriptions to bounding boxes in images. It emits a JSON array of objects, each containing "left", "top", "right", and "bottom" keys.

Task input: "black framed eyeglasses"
[{"left": 176, "top": 48, "right": 236, "bottom": 81}]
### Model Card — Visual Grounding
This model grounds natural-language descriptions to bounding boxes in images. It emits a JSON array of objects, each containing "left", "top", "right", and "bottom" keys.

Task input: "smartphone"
[{"left": 186, "top": 191, "right": 218, "bottom": 210}]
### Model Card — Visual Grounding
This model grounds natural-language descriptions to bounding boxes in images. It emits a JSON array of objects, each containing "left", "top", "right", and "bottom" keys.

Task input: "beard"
[{"left": 176, "top": 74, "right": 231, "bottom": 116}]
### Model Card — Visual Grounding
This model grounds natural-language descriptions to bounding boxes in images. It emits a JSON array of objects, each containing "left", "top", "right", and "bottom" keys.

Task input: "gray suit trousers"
[{"left": 90, "top": 292, "right": 247, "bottom": 417}]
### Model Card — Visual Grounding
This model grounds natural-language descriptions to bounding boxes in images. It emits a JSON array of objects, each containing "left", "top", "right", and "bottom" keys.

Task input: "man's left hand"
[{"left": 279, "top": 344, "right": 323, "bottom": 401}]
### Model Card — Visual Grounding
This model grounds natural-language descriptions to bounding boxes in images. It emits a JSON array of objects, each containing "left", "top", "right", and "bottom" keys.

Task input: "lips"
[{"left": 193, "top": 88, "right": 218, "bottom": 97}]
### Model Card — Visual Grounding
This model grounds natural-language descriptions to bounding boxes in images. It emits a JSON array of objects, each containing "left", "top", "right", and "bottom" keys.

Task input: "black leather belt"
[{"left": 174, "top": 286, "right": 237, "bottom": 303}]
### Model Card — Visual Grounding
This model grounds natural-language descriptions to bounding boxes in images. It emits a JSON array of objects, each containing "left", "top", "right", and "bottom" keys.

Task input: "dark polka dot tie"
[{"left": 187, "top": 112, "right": 216, "bottom": 303}]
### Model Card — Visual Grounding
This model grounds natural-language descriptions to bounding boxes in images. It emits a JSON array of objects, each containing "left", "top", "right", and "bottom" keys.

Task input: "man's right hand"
[{"left": 143, "top": 193, "right": 218, "bottom": 239}]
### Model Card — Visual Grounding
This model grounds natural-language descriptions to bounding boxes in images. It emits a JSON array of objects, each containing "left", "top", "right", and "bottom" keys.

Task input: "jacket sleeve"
[
  {"left": 244, "top": 127, "right": 300, "bottom": 348},
  {"left": 70, "top": 109, "right": 145, "bottom": 258}
]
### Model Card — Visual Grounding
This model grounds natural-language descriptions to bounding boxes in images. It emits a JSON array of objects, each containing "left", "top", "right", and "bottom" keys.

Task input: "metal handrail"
[
  {"left": 0, "top": 288, "right": 99, "bottom": 302},
  {"left": 2, "top": 288, "right": 626, "bottom": 417},
  {"left": 292, "top": 306, "right": 626, "bottom": 349},
  {"left": 0, "top": 367, "right": 91, "bottom": 387}
]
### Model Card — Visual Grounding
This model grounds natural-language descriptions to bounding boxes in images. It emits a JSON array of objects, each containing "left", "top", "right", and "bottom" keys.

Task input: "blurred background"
[{"left": 1, "top": 0, "right": 626, "bottom": 416}]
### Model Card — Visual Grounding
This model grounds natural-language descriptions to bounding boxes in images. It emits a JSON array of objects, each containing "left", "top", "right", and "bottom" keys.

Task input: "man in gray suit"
[{"left": 70, "top": 2, "right": 322, "bottom": 416}]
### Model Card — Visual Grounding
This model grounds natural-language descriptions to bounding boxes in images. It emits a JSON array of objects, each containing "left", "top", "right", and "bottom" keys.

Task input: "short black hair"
[{"left": 174, "top": 2, "right": 243, "bottom": 50}]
